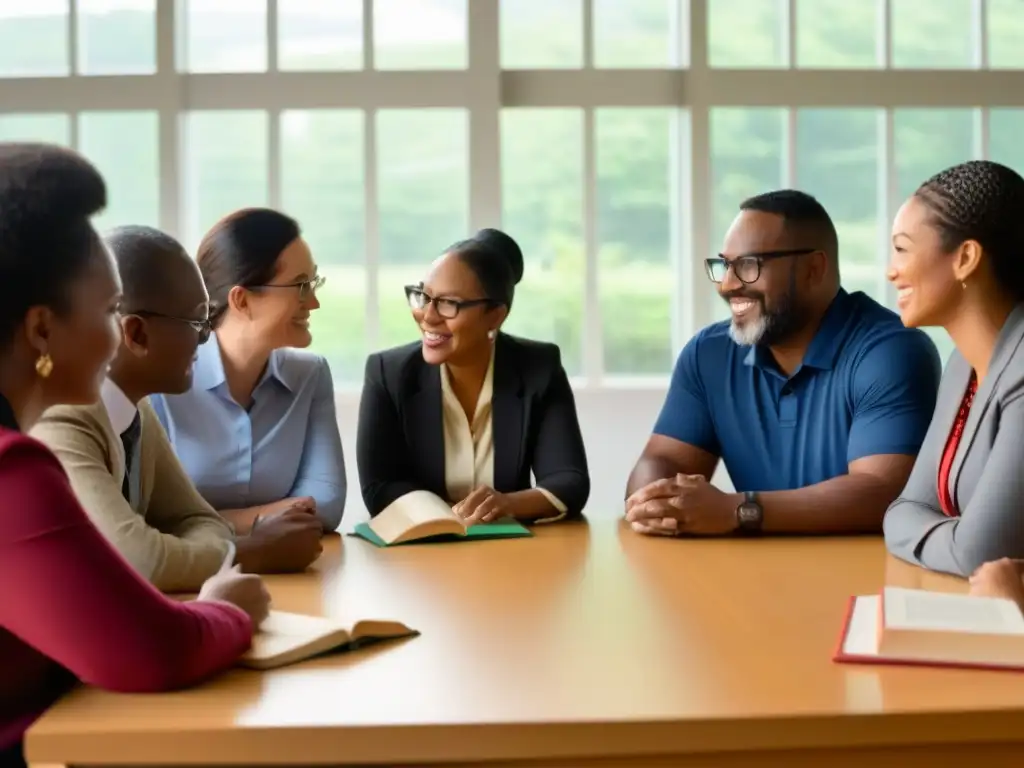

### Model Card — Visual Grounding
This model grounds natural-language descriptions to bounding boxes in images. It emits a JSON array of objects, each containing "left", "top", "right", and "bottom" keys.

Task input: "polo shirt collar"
[
  {"left": 801, "top": 288, "right": 852, "bottom": 370},
  {"left": 743, "top": 289, "right": 851, "bottom": 371},
  {"left": 192, "top": 332, "right": 296, "bottom": 394}
]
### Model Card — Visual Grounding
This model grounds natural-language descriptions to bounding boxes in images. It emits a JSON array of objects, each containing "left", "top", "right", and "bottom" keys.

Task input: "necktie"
[{"left": 120, "top": 412, "right": 141, "bottom": 503}]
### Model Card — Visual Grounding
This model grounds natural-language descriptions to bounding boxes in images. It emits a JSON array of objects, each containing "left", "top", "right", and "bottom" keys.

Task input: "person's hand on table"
[
  {"left": 235, "top": 504, "right": 323, "bottom": 573},
  {"left": 259, "top": 497, "right": 322, "bottom": 534},
  {"left": 198, "top": 565, "right": 271, "bottom": 628},
  {"left": 625, "top": 474, "right": 737, "bottom": 537},
  {"left": 453, "top": 485, "right": 514, "bottom": 525},
  {"left": 265, "top": 496, "right": 317, "bottom": 522},
  {"left": 969, "top": 558, "right": 1024, "bottom": 608}
]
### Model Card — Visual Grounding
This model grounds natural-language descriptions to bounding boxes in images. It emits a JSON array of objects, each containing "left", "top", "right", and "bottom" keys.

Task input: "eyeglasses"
[
  {"left": 130, "top": 311, "right": 212, "bottom": 344},
  {"left": 252, "top": 275, "right": 326, "bottom": 302},
  {"left": 404, "top": 285, "right": 494, "bottom": 319},
  {"left": 704, "top": 248, "right": 817, "bottom": 285}
]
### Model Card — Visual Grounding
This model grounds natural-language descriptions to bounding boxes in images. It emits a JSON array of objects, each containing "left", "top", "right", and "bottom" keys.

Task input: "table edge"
[{"left": 27, "top": 708, "right": 1024, "bottom": 765}]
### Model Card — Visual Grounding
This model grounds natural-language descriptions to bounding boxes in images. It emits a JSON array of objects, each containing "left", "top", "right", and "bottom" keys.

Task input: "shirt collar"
[
  {"left": 100, "top": 377, "right": 138, "bottom": 435},
  {"left": 192, "top": 332, "right": 228, "bottom": 391},
  {"left": 743, "top": 289, "right": 851, "bottom": 372},
  {"left": 0, "top": 393, "right": 18, "bottom": 430},
  {"left": 192, "top": 332, "right": 297, "bottom": 394}
]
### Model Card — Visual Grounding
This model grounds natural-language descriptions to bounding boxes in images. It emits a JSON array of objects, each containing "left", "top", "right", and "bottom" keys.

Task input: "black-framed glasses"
[
  {"left": 130, "top": 311, "right": 212, "bottom": 344},
  {"left": 404, "top": 285, "right": 495, "bottom": 319},
  {"left": 252, "top": 275, "right": 326, "bottom": 302},
  {"left": 704, "top": 248, "right": 817, "bottom": 284}
]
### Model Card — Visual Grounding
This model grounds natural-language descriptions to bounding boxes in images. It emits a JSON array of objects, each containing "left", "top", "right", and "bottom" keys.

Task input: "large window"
[{"left": 0, "top": 0, "right": 1021, "bottom": 384}]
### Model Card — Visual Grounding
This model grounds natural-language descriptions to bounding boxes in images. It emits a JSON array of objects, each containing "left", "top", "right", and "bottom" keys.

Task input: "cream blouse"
[{"left": 440, "top": 354, "right": 567, "bottom": 524}]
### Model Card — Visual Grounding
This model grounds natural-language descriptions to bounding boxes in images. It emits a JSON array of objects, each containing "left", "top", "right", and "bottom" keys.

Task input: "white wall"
[{"left": 334, "top": 387, "right": 733, "bottom": 525}]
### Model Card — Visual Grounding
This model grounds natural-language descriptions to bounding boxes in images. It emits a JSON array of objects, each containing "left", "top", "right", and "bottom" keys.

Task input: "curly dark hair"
[{"left": 0, "top": 142, "right": 107, "bottom": 348}]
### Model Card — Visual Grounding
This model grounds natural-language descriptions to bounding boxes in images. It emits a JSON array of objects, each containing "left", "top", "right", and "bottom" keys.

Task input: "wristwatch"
[{"left": 735, "top": 491, "right": 763, "bottom": 535}]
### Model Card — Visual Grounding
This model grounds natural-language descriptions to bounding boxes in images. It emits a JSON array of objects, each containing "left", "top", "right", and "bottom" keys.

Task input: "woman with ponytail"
[{"left": 151, "top": 208, "right": 346, "bottom": 533}]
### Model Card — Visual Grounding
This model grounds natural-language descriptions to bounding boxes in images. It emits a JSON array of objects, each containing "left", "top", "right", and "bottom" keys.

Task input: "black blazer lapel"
[
  {"left": 491, "top": 334, "right": 525, "bottom": 493},
  {"left": 406, "top": 360, "right": 447, "bottom": 497}
]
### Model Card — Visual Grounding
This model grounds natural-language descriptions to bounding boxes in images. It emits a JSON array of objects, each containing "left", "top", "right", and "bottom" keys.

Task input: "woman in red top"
[
  {"left": 883, "top": 159, "right": 1024, "bottom": 576},
  {"left": 0, "top": 143, "right": 270, "bottom": 767}
]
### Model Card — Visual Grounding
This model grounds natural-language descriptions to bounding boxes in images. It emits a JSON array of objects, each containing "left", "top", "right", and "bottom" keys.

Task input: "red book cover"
[{"left": 832, "top": 595, "right": 1024, "bottom": 673}]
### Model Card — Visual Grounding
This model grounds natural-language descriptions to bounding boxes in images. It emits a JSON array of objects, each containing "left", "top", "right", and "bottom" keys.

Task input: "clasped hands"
[
  {"left": 452, "top": 485, "right": 515, "bottom": 525},
  {"left": 625, "top": 474, "right": 738, "bottom": 537}
]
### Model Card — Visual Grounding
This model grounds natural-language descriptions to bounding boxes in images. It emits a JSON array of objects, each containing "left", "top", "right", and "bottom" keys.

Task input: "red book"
[{"left": 833, "top": 586, "right": 1024, "bottom": 672}]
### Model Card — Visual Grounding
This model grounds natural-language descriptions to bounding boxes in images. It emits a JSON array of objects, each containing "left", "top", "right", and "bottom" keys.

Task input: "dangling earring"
[
  {"left": 487, "top": 329, "right": 496, "bottom": 341},
  {"left": 35, "top": 353, "right": 53, "bottom": 379}
]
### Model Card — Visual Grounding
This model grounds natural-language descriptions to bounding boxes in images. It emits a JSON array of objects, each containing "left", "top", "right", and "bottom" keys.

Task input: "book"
[
  {"left": 238, "top": 610, "right": 419, "bottom": 670},
  {"left": 833, "top": 586, "right": 1024, "bottom": 671},
  {"left": 350, "top": 490, "right": 533, "bottom": 547}
]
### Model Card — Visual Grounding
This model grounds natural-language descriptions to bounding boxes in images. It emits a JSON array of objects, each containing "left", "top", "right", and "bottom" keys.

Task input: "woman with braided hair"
[{"left": 884, "top": 159, "right": 1024, "bottom": 577}]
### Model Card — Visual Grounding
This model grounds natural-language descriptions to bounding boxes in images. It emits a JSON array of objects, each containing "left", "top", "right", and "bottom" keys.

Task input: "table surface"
[{"left": 26, "top": 518, "right": 1024, "bottom": 765}]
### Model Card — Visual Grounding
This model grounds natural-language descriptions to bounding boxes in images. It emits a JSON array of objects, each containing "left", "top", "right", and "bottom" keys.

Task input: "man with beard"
[{"left": 624, "top": 190, "right": 941, "bottom": 538}]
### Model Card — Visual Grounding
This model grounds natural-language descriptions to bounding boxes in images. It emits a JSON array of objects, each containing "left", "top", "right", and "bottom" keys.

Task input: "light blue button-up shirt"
[{"left": 150, "top": 334, "right": 346, "bottom": 531}]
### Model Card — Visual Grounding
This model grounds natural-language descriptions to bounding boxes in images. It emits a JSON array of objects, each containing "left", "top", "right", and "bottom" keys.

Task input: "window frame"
[{"left": 0, "top": 0, "right": 1017, "bottom": 388}]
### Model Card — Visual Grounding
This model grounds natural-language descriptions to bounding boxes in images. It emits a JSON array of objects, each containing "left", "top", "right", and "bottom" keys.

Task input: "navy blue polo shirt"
[{"left": 653, "top": 289, "right": 942, "bottom": 492}]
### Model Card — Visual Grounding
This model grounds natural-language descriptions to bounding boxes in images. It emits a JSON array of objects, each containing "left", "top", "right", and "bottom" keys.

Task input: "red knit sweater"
[{"left": 0, "top": 424, "right": 252, "bottom": 755}]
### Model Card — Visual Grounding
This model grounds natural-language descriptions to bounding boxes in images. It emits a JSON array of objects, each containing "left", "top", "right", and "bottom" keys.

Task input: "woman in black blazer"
[{"left": 356, "top": 228, "right": 590, "bottom": 524}]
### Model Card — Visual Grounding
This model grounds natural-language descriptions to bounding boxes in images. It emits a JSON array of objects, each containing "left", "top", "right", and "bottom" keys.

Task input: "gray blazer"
[{"left": 883, "top": 304, "right": 1024, "bottom": 576}]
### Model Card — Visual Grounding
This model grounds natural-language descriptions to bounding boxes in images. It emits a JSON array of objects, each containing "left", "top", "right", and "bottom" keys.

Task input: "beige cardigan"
[{"left": 31, "top": 398, "right": 234, "bottom": 592}]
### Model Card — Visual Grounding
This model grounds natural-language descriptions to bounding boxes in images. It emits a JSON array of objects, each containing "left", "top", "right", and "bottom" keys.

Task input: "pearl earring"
[
  {"left": 962, "top": 281, "right": 968, "bottom": 290},
  {"left": 487, "top": 329, "right": 496, "bottom": 340}
]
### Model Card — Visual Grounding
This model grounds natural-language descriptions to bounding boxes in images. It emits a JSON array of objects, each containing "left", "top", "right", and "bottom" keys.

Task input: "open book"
[
  {"left": 351, "top": 490, "right": 532, "bottom": 547},
  {"left": 834, "top": 586, "right": 1024, "bottom": 671},
  {"left": 238, "top": 610, "right": 418, "bottom": 670}
]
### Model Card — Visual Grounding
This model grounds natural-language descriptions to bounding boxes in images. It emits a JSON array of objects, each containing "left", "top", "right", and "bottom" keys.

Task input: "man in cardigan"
[{"left": 31, "top": 225, "right": 323, "bottom": 592}]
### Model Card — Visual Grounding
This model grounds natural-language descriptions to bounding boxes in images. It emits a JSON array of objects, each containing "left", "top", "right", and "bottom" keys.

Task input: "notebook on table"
[
  {"left": 833, "top": 586, "right": 1024, "bottom": 672},
  {"left": 350, "top": 490, "right": 533, "bottom": 547},
  {"left": 239, "top": 610, "right": 418, "bottom": 670}
]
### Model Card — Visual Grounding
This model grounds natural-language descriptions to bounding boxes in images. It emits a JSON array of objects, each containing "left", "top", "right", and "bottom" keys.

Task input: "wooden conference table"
[{"left": 25, "top": 517, "right": 1024, "bottom": 767}]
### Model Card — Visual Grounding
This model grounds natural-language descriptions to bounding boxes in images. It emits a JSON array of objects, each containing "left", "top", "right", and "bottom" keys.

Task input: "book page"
[
  {"left": 842, "top": 596, "right": 881, "bottom": 657},
  {"left": 242, "top": 611, "right": 347, "bottom": 665},
  {"left": 258, "top": 610, "right": 343, "bottom": 638},
  {"left": 883, "top": 587, "right": 1024, "bottom": 635},
  {"left": 368, "top": 490, "right": 462, "bottom": 544},
  {"left": 381, "top": 490, "right": 459, "bottom": 527}
]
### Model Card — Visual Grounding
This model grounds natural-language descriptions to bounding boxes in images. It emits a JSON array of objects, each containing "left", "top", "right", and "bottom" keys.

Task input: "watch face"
[{"left": 738, "top": 504, "right": 760, "bottom": 524}]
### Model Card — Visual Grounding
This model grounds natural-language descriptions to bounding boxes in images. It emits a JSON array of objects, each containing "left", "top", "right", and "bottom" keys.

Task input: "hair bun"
[{"left": 473, "top": 228, "right": 524, "bottom": 285}]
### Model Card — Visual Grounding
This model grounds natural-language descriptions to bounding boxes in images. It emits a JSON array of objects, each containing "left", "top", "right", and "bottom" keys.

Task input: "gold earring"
[{"left": 35, "top": 353, "right": 53, "bottom": 379}]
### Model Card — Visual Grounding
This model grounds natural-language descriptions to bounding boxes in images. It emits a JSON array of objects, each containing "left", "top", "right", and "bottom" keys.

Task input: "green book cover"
[{"left": 350, "top": 519, "right": 533, "bottom": 547}]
